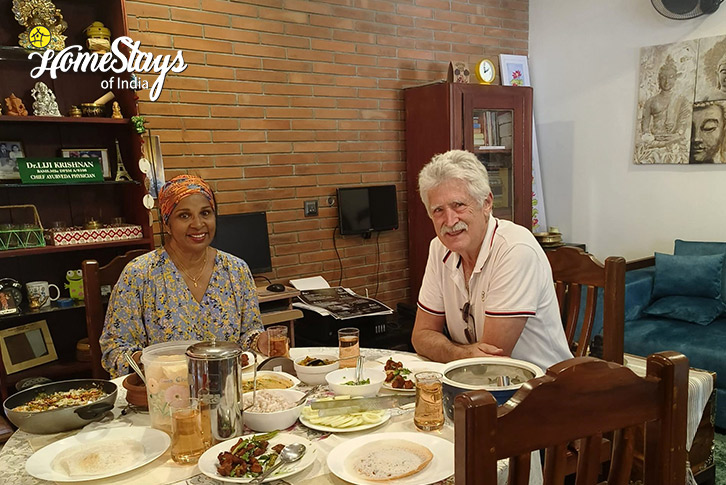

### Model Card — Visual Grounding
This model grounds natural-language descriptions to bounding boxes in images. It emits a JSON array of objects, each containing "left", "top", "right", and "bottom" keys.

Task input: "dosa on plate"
[{"left": 345, "top": 439, "right": 434, "bottom": 481}]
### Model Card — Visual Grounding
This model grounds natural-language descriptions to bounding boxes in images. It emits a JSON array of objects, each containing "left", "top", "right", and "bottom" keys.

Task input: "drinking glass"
[
  {"left": 267, "top": 325, "right": 289, "bottom": 357},
  {"left": 170, "top": 397, "right": 210, "bottom": 464},
  {"left": 338, "top": 327, "right": 360, "bottom": 368},
  {"left": 414, "top": 371, "right": 444, "bottom": 431}
]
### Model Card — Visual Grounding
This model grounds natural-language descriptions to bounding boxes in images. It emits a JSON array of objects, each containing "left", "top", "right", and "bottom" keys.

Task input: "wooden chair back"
[
  {"left": 82, "top": 249, "right": 148, "bottom": 378},
  {"left": 546, "top": 246, "right": 625, "bottom": 364},
  {"left": 454, "top": 351, "right": 689, "bottom": 485}
]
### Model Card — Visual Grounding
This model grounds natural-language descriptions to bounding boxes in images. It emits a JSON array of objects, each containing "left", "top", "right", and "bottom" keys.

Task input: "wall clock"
[{"left": 475, "top": 59, "right": 497, "bottom": 85}]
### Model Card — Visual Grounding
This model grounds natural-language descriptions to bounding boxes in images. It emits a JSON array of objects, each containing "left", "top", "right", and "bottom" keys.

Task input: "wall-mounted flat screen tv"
[
  {"left": 213, "top": 212, "right": 273, "bottom": 274},
  {"left": 337, "top": 185, "right": 399, "bottom": 235}
]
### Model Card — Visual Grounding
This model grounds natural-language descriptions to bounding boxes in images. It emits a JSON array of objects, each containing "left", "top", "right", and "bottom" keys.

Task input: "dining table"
[{"left": 0, "top": 347, "right": 543, "bottom": 485}]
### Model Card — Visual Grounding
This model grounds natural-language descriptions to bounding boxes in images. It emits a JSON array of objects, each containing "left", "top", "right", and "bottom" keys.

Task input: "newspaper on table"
[{"left": 293, "top": 286, "right": 393, "bottom": 320}]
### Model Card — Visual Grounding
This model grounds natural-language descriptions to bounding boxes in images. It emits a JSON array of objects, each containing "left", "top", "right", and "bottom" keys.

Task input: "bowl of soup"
[
  {"left": 441, "top": 357, "right": 543, "bottom": 420},
  {"left": 240, "top": 371, "right": 300, "bottom": 393}
]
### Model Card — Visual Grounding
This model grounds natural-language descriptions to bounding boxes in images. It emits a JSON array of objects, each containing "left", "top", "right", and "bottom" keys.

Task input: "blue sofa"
[{"left": 623, "top": 240, "right": 726, "bottom": 429}]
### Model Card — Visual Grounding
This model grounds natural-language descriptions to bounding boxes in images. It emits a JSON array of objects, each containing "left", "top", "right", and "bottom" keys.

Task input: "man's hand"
[{"left": 462, "top": 342, "right": 505, "bottom": 358}]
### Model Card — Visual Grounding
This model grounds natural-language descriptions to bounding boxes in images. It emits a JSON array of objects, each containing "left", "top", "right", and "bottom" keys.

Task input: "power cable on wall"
[{"left": 332, "top": 226, "right": 343, "bottom": 287}]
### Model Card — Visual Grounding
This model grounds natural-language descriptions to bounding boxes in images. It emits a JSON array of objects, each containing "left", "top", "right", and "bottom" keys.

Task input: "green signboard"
[{"left": 18, "top": 158, "right": 104, "bottom": 184}]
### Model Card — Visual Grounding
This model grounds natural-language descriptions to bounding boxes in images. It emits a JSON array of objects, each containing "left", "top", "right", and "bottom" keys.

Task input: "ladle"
[
  {"left": 249, "top": 443, "right": 306, "bottom": 484},
  {"left": 124, "top": 351, "right": 146, "bottom": 385}
]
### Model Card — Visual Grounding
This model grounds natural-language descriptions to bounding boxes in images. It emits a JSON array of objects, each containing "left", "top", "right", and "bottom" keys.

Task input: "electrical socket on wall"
[{"left": 304, "top": 200, "right": 318, "bottom": 217}]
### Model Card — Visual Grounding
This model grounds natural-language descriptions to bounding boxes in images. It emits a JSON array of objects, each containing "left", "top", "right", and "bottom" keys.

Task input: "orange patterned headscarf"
[{"left": 158, "top": 175, "right": 215, "bottom": 224}]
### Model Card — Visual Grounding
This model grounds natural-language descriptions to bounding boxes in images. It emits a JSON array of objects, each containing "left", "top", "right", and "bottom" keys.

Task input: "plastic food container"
[{"left": 141, "top": 340, "right": 197, "bottom": 433}]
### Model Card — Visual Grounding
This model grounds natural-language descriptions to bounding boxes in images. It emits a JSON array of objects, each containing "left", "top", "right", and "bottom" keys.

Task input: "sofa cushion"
[
  {"left": 674, "top": 239, "right": 726, "bottom": 303},
  {"left": 643, "top": 295, "right": 726, "bottom": 326},
  {"left": 652, "top": 252, "right": 725, "bottom": 300},
  {"left": 624, "top": 314, "right": 726, "bottom": 429}
]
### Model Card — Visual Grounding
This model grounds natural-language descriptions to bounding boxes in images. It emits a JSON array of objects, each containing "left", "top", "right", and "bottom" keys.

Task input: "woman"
[{"left": 100, "top": 175, "right": 268, "bottom": 377}]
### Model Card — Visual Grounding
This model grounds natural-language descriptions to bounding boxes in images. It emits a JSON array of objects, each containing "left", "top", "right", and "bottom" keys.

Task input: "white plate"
[
  {"left": 299, "top": 410, "right": 390, "bottom": 433},
  {"left": 25, "top": 426, "right": 170, "bottom": 482},
  {"left": 381, "top": 362, "right": 446, "bottom": 393},
  {"left": 198, "top": 432, "right": 317, "bottom": 483},
  {"left": 327, "top": 431, "right": 454, "bottom": 485}
]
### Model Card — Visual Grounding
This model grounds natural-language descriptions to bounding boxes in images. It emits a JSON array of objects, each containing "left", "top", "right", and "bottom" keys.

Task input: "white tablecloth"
[{"left": 0, "top": 347, "right": 542, "bottom": 485}]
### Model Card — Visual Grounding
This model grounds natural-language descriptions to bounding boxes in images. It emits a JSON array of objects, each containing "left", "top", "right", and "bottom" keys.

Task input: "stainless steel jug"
[{"left": 186, "top": 341, "right": 252, "bottom": 443}]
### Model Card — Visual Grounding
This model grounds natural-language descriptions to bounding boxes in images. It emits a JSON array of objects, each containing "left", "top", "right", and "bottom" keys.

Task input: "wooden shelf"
[
  {"left": 0, "top": 237, "right": 153, "bottom": 259},
  {"left": 473, "top": 147, "right": 512, "bottom": 154},
  {"left": 262, "top": 309, "right": 304, "bottom": 326},
  {"left": 1, "top": 180, "right": 141, "bottom": 188},
  {"left": 0, "top": 301, "right": 85, "bottom": 325},
  {"left": 5, "top": 359, "right": 92, "bottom": 389},
  {"left": 0, "top": 116, "right": 130, "bottom": 125}
]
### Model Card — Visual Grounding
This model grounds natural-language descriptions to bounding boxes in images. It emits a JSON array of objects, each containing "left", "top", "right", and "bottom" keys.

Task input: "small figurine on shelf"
[
  {"left": 111, "top": 101, "right": 123, "bottom": 119},
  {"left": 447, "top": 61, "right": 470, "bottom": 83},
  {"left": 65, "top": 269, "right": 84, "bottom": 301},
  {"left": 131, "top": 115, "right": 147, "bottom": 134},
  {"left": 5, "top": 94, "right": 28, "bottom": 116},
  {"left": 12, "top": 0, "right": 67, "bottom": 51},
  {"left": 114, "top": 139, "right": 132, "bottom": 182},
  {"left": 31, "top": 81, "right": 62, "bottom": 117},
  {"left": 84, "top": 21, "right": 111, "bottom": 54}
]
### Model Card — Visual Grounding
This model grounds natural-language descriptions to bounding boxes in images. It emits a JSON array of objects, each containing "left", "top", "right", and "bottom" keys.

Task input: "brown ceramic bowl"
[{"left": 122, "top": 373, "right": 148, "bottom": 408}]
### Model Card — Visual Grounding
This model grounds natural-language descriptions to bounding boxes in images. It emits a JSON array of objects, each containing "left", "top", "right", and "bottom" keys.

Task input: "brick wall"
[{"left": 125, "top": 0, "right": 529, "bottom": 307}]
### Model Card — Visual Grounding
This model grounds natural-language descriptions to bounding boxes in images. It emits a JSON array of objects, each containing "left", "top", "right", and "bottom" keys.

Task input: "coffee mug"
[{"left": 26, "top": 281, "right": 61, "bottom": 309}]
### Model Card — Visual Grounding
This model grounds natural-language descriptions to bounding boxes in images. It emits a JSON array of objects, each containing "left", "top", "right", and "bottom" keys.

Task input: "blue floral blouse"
[{"left": 100, "top": 248, "right": 263, "bottom": 377}]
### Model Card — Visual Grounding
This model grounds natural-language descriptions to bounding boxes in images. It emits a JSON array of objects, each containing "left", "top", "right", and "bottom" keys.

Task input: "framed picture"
[
  {"left": 0, "top": 320, "right": 57, "bottom": 374},
  {"left": 0, "top": 140, "right": 25, "bottom": 180},
  {"left": 0, "top": 289, "right": 19, "bottom": 316},
  {"left": 499, "top": 54, "right": 531, "bottom": 87},
  {"left": 61, "top": 148, "right": 111, "bottom": 178}
]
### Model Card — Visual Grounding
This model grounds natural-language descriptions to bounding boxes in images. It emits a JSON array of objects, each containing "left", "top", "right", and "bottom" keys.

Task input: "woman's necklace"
[{"left": 169, "top": 246, "right": 209, "bottom": 288}]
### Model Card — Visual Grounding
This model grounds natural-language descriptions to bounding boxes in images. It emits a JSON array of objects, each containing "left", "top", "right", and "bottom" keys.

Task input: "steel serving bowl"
[
  {"left": 3, "top": 379, "right": 117, "bottom": 434},
  {"left": 441, "top": 357, "right": 543, "bottom": 420}
]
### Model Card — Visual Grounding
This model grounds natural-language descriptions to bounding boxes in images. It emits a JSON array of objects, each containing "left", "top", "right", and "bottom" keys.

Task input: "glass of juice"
[
  {"left": 414, "top": 371, "right": 444, "bottom": 431},
  {"left": 170, "top": 397, "right": 209, "bottom": 464},
  {"left": 267, "top": 325, "right": 290, "bottom": 357},
  {"left": 338, "top": 327, "right": 360, "bottom": 368}
]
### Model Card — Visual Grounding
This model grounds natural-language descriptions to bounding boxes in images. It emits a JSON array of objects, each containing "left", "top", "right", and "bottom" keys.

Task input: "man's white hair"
[{"left": 417, "top": 149, "right": 491, "bottom": 215}]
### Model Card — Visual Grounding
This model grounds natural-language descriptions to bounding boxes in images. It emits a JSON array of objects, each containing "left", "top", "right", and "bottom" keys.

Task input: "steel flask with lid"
[{"left": 186, "top": 341, "right": 247, "bottom": 442}]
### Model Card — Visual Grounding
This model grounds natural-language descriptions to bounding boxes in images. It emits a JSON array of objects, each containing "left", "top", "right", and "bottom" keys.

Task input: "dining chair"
[
  {"left": 454, "top": 351, "right": 689, "bottom": 485},
  {"left": 546, "top": 246, "right": 626, "bottom": 364},
  {"left": 82, "top": 249, "right": 149, "bottom": 379}
]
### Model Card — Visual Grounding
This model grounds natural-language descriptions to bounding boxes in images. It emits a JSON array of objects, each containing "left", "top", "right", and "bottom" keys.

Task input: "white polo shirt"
[{"left": 417, "top": 215, "right": 573, "bottom": 371}]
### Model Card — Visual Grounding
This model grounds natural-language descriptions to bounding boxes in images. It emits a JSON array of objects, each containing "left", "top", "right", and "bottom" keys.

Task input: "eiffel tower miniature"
[{"left": 114, "top": 139, "right": 132, "bottom": 182}]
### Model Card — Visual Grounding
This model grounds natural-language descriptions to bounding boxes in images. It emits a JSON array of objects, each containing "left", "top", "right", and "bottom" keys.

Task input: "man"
[
  {"left": 689, "top": 101, "right": 725, "bottom": 164},
  {"left": 412, "top": 150, "right": 572, "bottom": 372}
]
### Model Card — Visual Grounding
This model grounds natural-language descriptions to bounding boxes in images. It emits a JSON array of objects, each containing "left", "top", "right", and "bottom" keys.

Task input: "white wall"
[{"left": 530, "top": 0, "right": 726, "bottom": 261}]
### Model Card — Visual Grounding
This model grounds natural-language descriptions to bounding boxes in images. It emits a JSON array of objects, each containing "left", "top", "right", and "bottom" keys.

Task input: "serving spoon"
[
  {"left": 249, "top": 443, "right": 306, "bottom": 484},
  {"left": 124, "top": 351, "right": 147, "bottom": 385}
]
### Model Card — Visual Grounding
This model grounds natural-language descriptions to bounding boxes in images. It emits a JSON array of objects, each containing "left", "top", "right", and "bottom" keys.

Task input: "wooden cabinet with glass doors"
[{"left": 404, "top": 82, "right": 533, "bottom": 302}]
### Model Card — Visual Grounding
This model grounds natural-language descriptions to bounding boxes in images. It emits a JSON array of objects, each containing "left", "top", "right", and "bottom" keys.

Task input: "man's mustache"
[{"left": 441, "top": 221, "right": 468, "bottom": 234}]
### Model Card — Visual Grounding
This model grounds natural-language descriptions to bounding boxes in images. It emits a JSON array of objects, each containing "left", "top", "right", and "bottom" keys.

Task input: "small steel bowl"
[{"left": 80, "top": 103, "right": 105, "bottom": 117}]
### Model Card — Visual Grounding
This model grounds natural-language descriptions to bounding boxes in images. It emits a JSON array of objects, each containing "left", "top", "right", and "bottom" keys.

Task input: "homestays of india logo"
[{"left": 28, "top": 37, "right": 187, "bottom": 102}]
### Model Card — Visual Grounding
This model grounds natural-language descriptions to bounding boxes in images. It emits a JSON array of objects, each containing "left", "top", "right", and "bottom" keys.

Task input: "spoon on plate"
[{"left": 249, "top": 443, "right": 306, "bottom": 484}]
